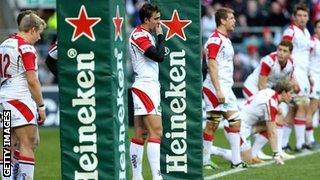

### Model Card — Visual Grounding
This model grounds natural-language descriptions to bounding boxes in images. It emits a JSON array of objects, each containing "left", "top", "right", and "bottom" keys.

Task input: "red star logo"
[
  {"left": 161, "top": 10, "right": 192, "bottom": 41},
  {"left": 65, "top": 5, "right": 101, "bottom": 42},
  {"left": 113, "top": 5, "right": 124, "bottom": 41}
]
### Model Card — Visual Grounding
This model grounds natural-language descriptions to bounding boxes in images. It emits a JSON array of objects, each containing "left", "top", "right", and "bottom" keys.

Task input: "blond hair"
[{"left": 18, "top": 12, "right": 46, "bottom": 32}]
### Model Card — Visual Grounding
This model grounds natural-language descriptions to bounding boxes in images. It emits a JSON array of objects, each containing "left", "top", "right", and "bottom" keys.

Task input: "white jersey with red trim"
[
  {"left": 203, "top": 30, "right": 235, "bottom": 88},
  {"left": 129, "top": 25, "right": 158, "bottom": 85},
  {"left": 48, "top": 41, "right": 57, "bottom": 60},
  {"left": 241, "top": 88, "right": 279, "bottom": 125},
  {"left": 282, "top": 24, "right": 311, "bottom": 71},
  {"left": 0, "top": 34, "right": 38, "bottom": 102},
  {"left": 243, "top": 52, "right": 294, "bottom": 95},
  {"left": 309, "top": 35, "right": 320, "bottom": 76}
]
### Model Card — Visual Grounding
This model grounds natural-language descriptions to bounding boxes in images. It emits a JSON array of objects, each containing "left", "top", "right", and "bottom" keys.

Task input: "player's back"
[
  {"left": 242, "top": 88, "right": 278, "bottom": 121},
  {"left": 129, "top": 25, "right": 159, "bottom": 85},
  {"left": 0, "top": 35, "right": 37, "bottom": 102}
]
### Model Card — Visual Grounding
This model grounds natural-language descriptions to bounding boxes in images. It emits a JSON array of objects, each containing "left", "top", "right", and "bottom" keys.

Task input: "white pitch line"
[{"left": 204, "top": 149, "right": 320, "bottom": 180}]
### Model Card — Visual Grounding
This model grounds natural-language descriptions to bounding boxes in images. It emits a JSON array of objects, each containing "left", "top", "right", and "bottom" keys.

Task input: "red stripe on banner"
[
  {"left": 148, "top": 137, "right": 161, "bottom": 144},
  {"left": 131, "top": 87, "right": 155, "bottom": 113},
  {"left": 131, "top": 138, "right": 145, "bottom": 145},
  {"left": 203, "top": 87, "right": 219, "bottom": 108},
  {"left": 242, "top": 86, "right": 253, "bottom": 98},
  {"left": 294, "top": 118, "right": 306, "bottom": 125},
  {"left": 203, "top": 132, "right": 213, "bottom": 141},
  {"left": 8, "top": 100, "right": 34, "bottom": 122}
]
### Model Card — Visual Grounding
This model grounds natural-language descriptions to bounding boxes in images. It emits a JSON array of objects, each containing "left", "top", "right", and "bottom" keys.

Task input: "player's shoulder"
[
  {"left": 261, "top": 52, "right": 277, "bottom": 65},
  {"left": 283, "top": 24, "right": 295, "bottom": 35},
  {"left": 131, "top": 26, "right": 149, "bottom": 40},
  {"left": 207, "top": 31, "right": 222, "bottom": 46}
]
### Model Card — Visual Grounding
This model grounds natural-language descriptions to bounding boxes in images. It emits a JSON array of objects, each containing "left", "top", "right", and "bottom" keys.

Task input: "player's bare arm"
[
  {"left": 25, "top": 70, "right": 46, "bottom": 122},
  {"left": 258, "top": 75, "right": 268, "bottom": 90},
  {"left": 208, "top": 59, "right": 224, "bottom": 103}
]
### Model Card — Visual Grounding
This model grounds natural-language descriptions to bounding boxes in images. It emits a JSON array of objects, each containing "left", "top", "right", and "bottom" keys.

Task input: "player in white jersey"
[
  {"left": 202, "top": 7, "right": 247, "bottom": 169},
  {"left": 243, "top": 40, "right": 294, "bottom": 99},
  {"left": 242, "top": 41, "right": 295, "bottom": 160},
  {"left": 281, "top": 4, "right": 311, "bottom": 152},
  {"left": 45, "top": 41, "right": 58, "bottom": 77},
  {"left": 128, "top": 3, "right": 165, "bottom": 180},
  {"left": 305, "top": 19, "right": 320, "bottom": 149},
  {"left": 0, "top": 11, "right": 46, "bottom": 179},
  {"left": 240, "top": 79, "right": 293, "bottom": 165}
]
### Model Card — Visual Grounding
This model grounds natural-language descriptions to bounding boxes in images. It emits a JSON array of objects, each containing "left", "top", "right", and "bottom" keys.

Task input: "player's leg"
[
  {"left": 293, "top": 96, "right": 309, "bottom": 151},
  {"left": 282, "top": 104, "right": 296, "bottom": 152},
  {"left": 143, "top": 114, "right": 162, "bottom": 180},
  {"left": 203, "top": 111, "right": 222, "bottom": 168},
  {"left": 224, "top": 110, "right": 246, "bottom": 168},
  {"left": 305, "top": 98, "right": 318, "bottom": 149},
  {"left": 14, "top": 125, "right": 39, "bottom": 179},
  {"left": 130, "top": 116, "right": 146, "bottom": 180}
]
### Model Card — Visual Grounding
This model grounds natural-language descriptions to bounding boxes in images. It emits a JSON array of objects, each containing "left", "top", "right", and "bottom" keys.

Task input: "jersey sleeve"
[
  {"left": 131, "top": 31, "right": 153, "bottom": 53},
  {"left": 206, "top": 37, "right": 222, "bottom": 60},
  {"left": 259, "top": 56, "right": 273, "bottom": 76},
  {"left": 19, "top": 44, "right": 37, "bottom": 71},
  {"left": 282, "top": 27, "right": 294, "bottom": 41}
]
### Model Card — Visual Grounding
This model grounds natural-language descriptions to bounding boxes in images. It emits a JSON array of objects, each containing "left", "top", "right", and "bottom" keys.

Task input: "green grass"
[
  {"left": 33, "top": 127, "right": 320, "bottom": 179},
  {"left": 35, "top": 127, "right": 61, "bottom": 179},
  {"left": 204, "top": 128, "right": 320, "bottom": 179}
]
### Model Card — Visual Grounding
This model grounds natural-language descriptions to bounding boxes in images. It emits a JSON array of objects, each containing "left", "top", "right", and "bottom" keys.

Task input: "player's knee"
[
  {"left": 228, "top": 112, "right": 240, "bottom": 129},
  {"left": 206, "top": 113, "right": 222, "bottom": 124}
]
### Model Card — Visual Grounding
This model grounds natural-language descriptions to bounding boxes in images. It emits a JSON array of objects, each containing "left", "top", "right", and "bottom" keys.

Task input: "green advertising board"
[
  {"left": 151, "top": 0, "right": 203, "bottom": 179},
  {"left": 57, "top": 0, "right": 128, "bottom": 179}
]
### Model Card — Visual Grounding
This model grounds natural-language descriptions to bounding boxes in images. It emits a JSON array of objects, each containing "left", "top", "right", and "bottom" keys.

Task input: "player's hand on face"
[
  {"left": 37, "top": 108, "right": 46, "bottom": 126},
  {"left": 156, "top": 24, "right": 163, "bottom": 35},
  {"left": 216, "top": 90, "right": 225, "bottom": 104}
]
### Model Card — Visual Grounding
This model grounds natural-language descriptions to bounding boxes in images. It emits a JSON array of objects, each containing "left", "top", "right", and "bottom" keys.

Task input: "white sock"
[
  {"left": 277, "top": 126, "right": 284, "bottom": 153},
  {"left": 18, "top": 155, "right": 35, "bottom": 180},
  {"left": 203, "top": 132, "right": 213, "bottom": 165},
  {"left": 147, "top": 138, "right": 162, "bottom": 180},
  {"left": 211, "top": 145, "right": 232, "bottom": 161},
  {"left": 294, "top": 117, "right": 306, "bottom": 149},
  {"left": 130, "top": 138, "right": 144, "bottom": 179},
  {"left": 228, "top": 132, "right": 242, "bottom": 165},
  {"left": 282, "top": 125, "right": 292, "bottom": 148},
  {"left": 305, "top": 126, "right": 315, "bottom": 145},
  {"left": 251, "top": 132, "right": 269, "bottom": 157}
]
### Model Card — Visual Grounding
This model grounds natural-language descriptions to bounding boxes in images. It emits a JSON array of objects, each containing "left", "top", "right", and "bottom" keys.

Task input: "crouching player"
[{"left": 240, "top": 78, "right": 293, "bottom": 165}]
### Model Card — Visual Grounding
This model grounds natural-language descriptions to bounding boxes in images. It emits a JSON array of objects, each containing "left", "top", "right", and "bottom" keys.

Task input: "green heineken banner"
[
  {"left": 152, "top": 0, "right": 203, "bottom": 179},
  {"left": 58, "top": 0, "right": 128, "bottom": 179}
]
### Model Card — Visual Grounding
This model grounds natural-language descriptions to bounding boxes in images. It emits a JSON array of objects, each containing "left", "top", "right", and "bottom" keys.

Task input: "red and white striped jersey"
[
  {"left": 203, "top": 30, "right": 235, "bottom": 87},
  {"left": 48, "top": 41, "right": 57, "bottom": 60},
  {"left": 0, "top": 34, "right": 38, "bottom": 102},
  {"left": 129, "top": 25, "right": 158, "bottom": 84},
  {"left": 244, "top": 52, "right": 294, "bottom": 90},
  {"left": 282, "top": 24, "right": 311, "bottom": 71},
  {"left": 242, "top": 88, "right": 279, "bottom": 123}
]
